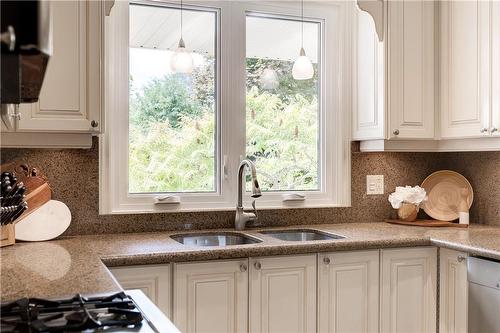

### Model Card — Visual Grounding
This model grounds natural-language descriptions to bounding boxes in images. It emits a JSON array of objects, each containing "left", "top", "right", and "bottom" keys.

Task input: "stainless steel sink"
[
  {"left": 171, "top": 232, "right": 262, "bottom": 246},
  {"left": 260, "top": 229, "right": 344, "bottom": 241}
]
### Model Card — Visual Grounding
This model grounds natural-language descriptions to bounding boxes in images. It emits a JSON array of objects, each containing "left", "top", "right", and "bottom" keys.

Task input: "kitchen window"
[
  {"left": 101, "top": 1, "right": 351, "bottom": 213},
  {"left": 246, "top": 14, "right": 321, "bottom": 192},
  {"left": 128, "top": 3, "right": 219, "bottom": 194}
]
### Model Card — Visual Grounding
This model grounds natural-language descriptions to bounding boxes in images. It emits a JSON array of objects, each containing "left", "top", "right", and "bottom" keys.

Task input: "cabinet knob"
[
  {"left": 491, "top": 127, "right": 498, "bottom": 134},
  {"left": 323, "top": 257, "right": 331, "bottom": 265},
  {"left": 393, "top": 129, "right": 400, "bottom": 136},
  {"left": 480, "top": 128, "right": 489, "bottom": 134},
  {"left": 253, "top": 262, "right": 261, "bottom": 270},
  {"left": 239, "top": 264, "right": 248, "bottom": 272},
  {"left": 457, "top": 255, "right": 466, "bottom": 263},
  {"left": 91, "top": 120, "right": 99, "bottom": 128}
]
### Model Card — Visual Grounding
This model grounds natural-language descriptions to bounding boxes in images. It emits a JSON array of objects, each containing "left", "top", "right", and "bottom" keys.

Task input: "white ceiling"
[{"left": 130, "top": 4, "right": 319, "bottom": 63}]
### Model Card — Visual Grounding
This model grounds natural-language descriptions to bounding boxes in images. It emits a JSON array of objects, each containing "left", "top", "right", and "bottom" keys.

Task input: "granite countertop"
[{"left": 2, "top": 222, "right": 500, "bottom": 303}]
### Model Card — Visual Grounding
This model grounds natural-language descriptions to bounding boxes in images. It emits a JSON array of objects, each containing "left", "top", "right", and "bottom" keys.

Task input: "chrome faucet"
[{"left": 235, "top": 159, "right": 262, "bottom": 230}]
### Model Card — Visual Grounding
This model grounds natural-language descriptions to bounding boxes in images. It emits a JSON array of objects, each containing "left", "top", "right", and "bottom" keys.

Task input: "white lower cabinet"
[
  {"left": 249, "top": 254, "right": 317, "bottom": 333},
  {"left": 439, "top": 249, "right": 468, "bottom": 333},
  {"left": 318, "top": 250, "right": 379, "bottom": 333},
  {"left": 109, "top": 264, "right": 171, "bottom": 317},
  {"left": 172, "top": 259, "right": 248, "bottom": 333},
  {"left": 109, "top": 247, "right": 448, "bottom": 333},
  {"left": 380, "top": 247, "right": 437, "bottom": 333}
]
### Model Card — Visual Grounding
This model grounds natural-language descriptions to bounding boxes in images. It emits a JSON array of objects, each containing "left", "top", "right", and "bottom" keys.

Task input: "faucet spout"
[
  {"left": 237, "top": 160, "right": 261, "bottom": 208},
  {"left": 235, "top": 159, "right": 262, "bottom": 230}
]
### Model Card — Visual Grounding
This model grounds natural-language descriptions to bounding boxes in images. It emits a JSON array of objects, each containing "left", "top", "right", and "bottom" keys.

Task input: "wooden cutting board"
[{"left": 385, "top": 219, "right": 469, "bottom": 228}]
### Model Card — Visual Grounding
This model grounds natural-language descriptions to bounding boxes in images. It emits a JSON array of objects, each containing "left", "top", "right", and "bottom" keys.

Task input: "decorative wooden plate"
[
  {"left": 385, "top": 219, "right": 468, "bottom": 228},
  {"left": 421, "top": 170, "right": 473, "bottom": 221}
]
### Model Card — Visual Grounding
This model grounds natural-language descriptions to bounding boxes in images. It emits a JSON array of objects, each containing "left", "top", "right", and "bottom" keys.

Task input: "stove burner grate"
[{"left": 0, "top": 292, "right": 144, "bottom": 332}]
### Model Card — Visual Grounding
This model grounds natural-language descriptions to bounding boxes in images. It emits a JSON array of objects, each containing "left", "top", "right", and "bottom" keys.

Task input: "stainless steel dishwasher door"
[{"left": 468, "top": 256, "right": 500, "bottom": 333}]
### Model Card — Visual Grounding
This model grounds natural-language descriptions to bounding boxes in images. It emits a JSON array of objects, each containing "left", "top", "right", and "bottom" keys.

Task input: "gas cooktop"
[{"left": 0, "top": 291, "right": 160, "bottom": 332}]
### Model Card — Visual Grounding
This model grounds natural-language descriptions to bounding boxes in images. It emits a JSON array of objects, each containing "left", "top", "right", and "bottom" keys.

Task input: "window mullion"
[{"left": 220, "top": 2, "right": 247, "bottom": 206}]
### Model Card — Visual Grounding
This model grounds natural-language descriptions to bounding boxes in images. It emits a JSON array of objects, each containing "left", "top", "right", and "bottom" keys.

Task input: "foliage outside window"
[{"left": 129, "top": 6, "right": 321, "bottom": 194}]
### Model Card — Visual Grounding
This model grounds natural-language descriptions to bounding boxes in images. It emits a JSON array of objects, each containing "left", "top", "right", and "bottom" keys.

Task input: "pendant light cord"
[
  {"left": 180, "top": 0, "right": 183, "bottom": 38},
  {"left": 301, "top": 0, "right": 304, "bottom": 48}
]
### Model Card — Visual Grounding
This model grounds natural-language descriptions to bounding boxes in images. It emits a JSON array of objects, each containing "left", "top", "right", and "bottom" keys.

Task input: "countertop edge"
[{"left": 3, "top": 223, "right": 500, "bottom": 303}]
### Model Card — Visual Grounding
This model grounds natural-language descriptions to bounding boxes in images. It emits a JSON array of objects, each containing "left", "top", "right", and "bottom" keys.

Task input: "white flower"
[{"left": 388, "top": 185, "right": 427, "bottom": 209}]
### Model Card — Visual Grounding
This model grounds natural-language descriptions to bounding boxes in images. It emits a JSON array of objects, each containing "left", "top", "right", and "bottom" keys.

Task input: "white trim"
[
  {"left": 359, "top": 137, "right": 500, "bottom": 152},
  {"left": 0, "top": 133, "right": 93, "bottom": 149},
  {"left": 100, "top": 0, "right": 352, "bottom": 214}
]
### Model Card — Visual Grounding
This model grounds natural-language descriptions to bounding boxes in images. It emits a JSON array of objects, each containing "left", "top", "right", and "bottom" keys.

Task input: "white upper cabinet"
[
  {"left": 492, "top": 1, "right": 500, "bottom": 137},
  {"left": 380, "top": 247, "right": 437, "bottom": 333},
  {"left": 318, "top": 250, "right": 379, "bottom": 333},
  {"left": 440, "top": 0, "right": 491, "bottom": 138},
  {"left": 173, "top": 259, "right": 248, "bottom": 333},
  {"left": 352, "top": 8, "right": 384, "bottom": 140},
  {"left": 249, "top": 254, "right": 317, "bottom": 333},
  {"left": 353, "top": 0, "right": 435, "bottom": 141},
  {"left": 387, "top": 0, "right": 435, "bottom": 139},
  {"left": 16, "top": 1, "right": 102, "bottom": 133},
  {"left": 355, "top": 0, "right": 500, "bottom": 151}
]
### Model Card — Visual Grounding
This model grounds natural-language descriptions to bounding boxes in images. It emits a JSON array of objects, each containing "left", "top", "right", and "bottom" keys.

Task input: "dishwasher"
[{"left": 468, "top": 256, "right": 500, "bottom": 333}]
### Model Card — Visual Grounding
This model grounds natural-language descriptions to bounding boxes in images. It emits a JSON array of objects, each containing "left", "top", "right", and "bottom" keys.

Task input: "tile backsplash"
[{"left": 1, "top": 138, "right": 498, "bottom": 235}]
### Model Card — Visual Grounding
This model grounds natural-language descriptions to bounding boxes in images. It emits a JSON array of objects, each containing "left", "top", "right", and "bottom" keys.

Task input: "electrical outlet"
[{"left": 366, "top": 175, "right": 384, "bottom": 195}]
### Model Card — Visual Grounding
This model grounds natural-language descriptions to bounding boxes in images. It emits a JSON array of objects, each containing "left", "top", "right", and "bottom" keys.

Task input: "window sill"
[{"left": 100, "top": 202, "right": 350, "bottom": 215}]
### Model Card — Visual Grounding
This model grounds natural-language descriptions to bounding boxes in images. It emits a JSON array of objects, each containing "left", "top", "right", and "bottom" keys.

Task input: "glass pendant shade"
[
  {"left": 260, "top": 68, "right": 279, "bottom": 90},
  {"left": 292, "top": 47, "right": 314, "bottom": 80},
  {"left": 170, "top": 37, "right": 194, "bottom": 74}
]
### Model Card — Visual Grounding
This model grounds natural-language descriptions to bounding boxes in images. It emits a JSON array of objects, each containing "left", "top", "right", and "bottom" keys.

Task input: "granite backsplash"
[{"left": 1, "top": 137, "right": 498, "bottom": 235}]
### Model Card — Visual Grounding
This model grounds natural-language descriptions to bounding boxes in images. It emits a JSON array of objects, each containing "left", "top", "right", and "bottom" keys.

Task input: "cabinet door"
[
  {"left": 388, "top": 0, "right": 435, "bottom": 139},
  {"left": 352, "top": 6, "right": 384, "bottom": 140},
  {"left": 249, "top": 254, "right": 316, "bottom": 333},
  {"left": 109, "top": 264, "right": 171, "bottom": 317},
  {"left": 173, "top": 259, "right": 248, "bottom": 333},
  {"left": 17, "top": 1, "right": 101, "bottom": 133},
  {"left": 440, "top": 0, "right": 491, "bottom": 138},
  {"left": 439, "top": 249, "right": 468, "bottom": 333},
  {"left": 318, "top": 250, "right": 379, "bottom": 333},
  {"left": 492, "top": 1, "right": 500, "bottom": 136},
  {"left": 380, "top": 247, "right": 437, "bottom": 333}
]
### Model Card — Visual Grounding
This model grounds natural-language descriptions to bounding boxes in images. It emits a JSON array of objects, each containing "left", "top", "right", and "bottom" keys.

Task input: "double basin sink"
[{"left": 171, "top": 229, "right": 344, "bottom": 247}]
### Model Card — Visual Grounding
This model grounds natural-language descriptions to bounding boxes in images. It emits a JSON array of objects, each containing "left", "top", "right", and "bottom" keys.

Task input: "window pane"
[
  {"left": 129, "top": 4, "right": 217, "bottom": 193},
  {"left": 246, "top": 14, "right": 320, "bottom": 191}
]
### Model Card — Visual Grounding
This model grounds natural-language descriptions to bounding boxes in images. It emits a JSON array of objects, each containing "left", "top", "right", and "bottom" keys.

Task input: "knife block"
[
  {"left": 0, "top": 224, "right": 15, "bottom": 247},
  {"left": 19, "top": 180, "right": 51, "bottom": 220}
]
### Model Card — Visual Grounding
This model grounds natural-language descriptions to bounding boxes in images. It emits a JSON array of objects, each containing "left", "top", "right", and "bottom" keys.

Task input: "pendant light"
[
  {"left": 260, "top": 68, "right": 279, "bottom": 90},
  {"left": 170, "top": 0, "right": 194, "bottom": 74},
  {"left": 292, "top": 0, "right": 314, "bottom": 80}
]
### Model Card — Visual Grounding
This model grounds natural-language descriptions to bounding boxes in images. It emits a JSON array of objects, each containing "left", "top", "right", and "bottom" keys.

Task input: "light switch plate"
[{"left": 366, "top": 175, "right": 384, "bottom": 195}]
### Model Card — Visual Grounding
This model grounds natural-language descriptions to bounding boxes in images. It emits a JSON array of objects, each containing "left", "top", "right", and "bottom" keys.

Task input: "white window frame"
[{"left": 100, "top": 0, "right": 352, "bottom": 214}]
